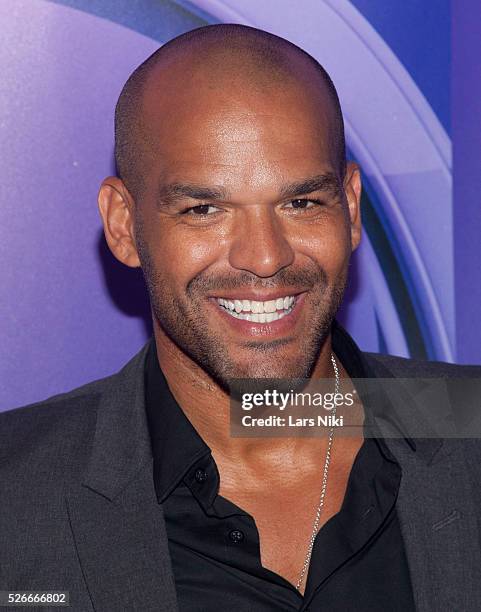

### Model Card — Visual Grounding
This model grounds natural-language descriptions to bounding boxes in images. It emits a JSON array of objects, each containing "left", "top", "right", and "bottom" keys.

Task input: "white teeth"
[
  {"left": 251, "top": 301, "right": 261, "bottom": 314},
  {"left": 215, "top": 294, "right": 297, "bottom": 321},
  {"left": 264, "top": 300, "right": 276, "bottom": 313},
  {"left": 219, "top": 308, "right": 293, "bottom": 323},
  {"left": 216, "top": 296, "right": 295, "bottom": 313}
]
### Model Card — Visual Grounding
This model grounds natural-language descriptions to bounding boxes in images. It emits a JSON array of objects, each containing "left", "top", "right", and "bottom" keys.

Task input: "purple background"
[{"left": 1, "top": 0, "right": 479, "bottom": 411}]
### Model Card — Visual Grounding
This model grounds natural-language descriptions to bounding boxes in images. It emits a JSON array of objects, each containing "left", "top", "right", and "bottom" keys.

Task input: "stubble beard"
[{"left": 138, "top": 254, "right": 348, "bottom": 393}]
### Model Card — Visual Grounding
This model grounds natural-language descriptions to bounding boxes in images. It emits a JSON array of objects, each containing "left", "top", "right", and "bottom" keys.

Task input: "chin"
[{"left": 219, "top": 354, "right": 312, "bottom": 382}]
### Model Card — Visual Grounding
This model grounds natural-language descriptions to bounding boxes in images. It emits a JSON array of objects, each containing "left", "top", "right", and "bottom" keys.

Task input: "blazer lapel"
[{"left": 66, "top": 340, "right": 178, "bottom": 612}]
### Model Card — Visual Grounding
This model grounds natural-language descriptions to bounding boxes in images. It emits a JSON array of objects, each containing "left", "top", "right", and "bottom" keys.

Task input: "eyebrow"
[
  {"left": 157, "top": 183, "right": 228, "bottom": 205},
  {"left": 157, "top": 172, "right": 341, "bottom": 207},
  {"left": 278, "top": 173, "right": 342, "bottom": 200}
]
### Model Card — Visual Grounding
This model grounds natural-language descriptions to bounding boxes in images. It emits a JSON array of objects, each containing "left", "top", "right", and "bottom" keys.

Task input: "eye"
[
  {"left": 285, "top": 198, "right": 323, "bottom": 209},
  {"left": 181, "top": 204, "right": 220, "bottom": 216}
]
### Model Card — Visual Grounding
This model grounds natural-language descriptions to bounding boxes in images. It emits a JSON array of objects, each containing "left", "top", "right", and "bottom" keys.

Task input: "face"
[{"left": 102, "top": 67, "right": 361, "bottom": 388}]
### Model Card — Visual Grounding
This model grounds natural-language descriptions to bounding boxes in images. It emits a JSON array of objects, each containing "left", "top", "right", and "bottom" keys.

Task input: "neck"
[{"left": 152, "top": 319, "right": 351, "bottom": 466}]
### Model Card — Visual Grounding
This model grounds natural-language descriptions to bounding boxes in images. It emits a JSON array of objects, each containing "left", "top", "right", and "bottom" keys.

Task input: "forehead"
[{"left": 140, "top": 63, "right": 338, "bottom": 189}]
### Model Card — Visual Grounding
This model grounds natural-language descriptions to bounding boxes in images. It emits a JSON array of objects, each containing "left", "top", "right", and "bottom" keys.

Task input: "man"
[{"left": 1, "top": 24, "right": 480, "bottom": 612}]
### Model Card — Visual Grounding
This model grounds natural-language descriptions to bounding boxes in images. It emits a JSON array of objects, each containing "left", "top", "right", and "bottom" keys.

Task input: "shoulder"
[
  {"left": 0, "top": 374, "right": 115, "bottom": 476},
  {"left": 362, "top": 351, "right": 481, "bottom": 378},
  {"left": 364, "top": 352, "right": 481, "bottom": 468},
  {"left": 0, "top": 339, "right": 151, "bottom": 479}
]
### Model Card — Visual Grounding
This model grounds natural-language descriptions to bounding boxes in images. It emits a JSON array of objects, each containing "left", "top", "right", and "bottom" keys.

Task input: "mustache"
[{"left": 186, "top": 265, "right": 327, "bottom": 295}]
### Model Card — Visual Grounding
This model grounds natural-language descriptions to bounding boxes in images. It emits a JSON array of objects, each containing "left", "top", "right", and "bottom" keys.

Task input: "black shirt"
[{"left": 145, "top": 319, "right": 416, "bottom": 611}]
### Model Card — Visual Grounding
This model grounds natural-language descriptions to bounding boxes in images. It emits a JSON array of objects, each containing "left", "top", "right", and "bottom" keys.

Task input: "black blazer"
[{"left": 1, "top": 339, "right": 481, "bottom": 611}]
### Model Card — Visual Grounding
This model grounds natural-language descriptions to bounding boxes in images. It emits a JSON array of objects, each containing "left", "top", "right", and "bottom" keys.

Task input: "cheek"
[
  {"left": 153, "top": 226, "right": 224, "bottom": 287},
  {"left": 292, "top": 218, "right": 351, "bottom": 272}
]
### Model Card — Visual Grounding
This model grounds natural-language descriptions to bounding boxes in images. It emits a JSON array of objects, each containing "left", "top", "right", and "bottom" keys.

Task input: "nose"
[{"left": 228, "top": 207, "right": 295, "bottom": 277}]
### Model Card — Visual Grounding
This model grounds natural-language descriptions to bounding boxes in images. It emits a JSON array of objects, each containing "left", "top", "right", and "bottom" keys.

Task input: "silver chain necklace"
[{"left": 295, "top": 352, "right": 340, "bottom": 591}]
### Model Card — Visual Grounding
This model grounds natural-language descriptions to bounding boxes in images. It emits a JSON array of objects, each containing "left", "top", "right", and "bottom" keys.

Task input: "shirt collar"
[
  {"left": 145, "top": 318, "right": 415, "bottom": 502},
  {"left": 144, "top": 338, "right": 212, "bottom": 503}
]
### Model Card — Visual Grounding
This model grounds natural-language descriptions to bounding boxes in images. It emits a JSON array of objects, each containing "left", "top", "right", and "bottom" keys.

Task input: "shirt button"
[
  {"left": 228, "top": 529, "right": 245, "bottom": 544},
  {"left": 194, "top": 468, "right": 208, "bottom": 483}
]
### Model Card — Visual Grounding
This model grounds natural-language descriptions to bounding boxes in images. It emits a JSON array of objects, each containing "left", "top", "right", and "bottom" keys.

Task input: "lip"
[
  {"left": 208, "top": 289, "right": 306, "bottom": 302},
  {"left": 208, "top": 292, "right": 307, "bottom": 339}
]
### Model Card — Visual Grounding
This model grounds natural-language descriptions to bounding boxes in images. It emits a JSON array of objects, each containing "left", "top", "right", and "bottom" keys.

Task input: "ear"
[
  {"left": 343, "top": 161, "right": 362, "bottom": 251},
  {"left": 97, "top": 177, "right": 141, "bottom": 268}
]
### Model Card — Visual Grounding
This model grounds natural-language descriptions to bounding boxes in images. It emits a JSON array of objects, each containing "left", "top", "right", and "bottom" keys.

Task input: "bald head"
[{"left": 114, "top": 24, "right": 346, "bottom": 200}]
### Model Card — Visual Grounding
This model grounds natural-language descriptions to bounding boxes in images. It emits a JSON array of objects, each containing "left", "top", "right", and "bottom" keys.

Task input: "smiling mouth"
[{"left": 214, "top": 294, "right": 298, "bottom": 323}]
